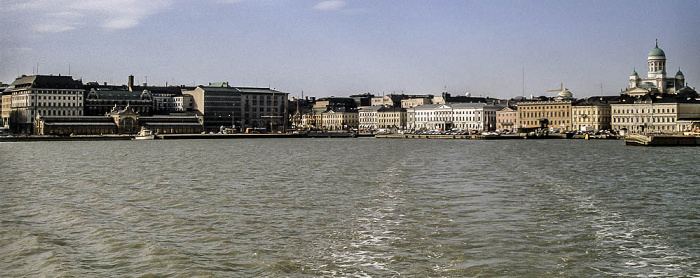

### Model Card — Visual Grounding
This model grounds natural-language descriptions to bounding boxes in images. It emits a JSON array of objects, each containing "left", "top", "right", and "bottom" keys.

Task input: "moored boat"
[{"left": 133, "top": 127, "right": 155, "bottom": 140}]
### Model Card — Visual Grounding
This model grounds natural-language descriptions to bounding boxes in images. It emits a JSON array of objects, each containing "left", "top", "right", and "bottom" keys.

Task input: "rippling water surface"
[{"left": 1, "top": 138, "right": 698, "bottom": 277}]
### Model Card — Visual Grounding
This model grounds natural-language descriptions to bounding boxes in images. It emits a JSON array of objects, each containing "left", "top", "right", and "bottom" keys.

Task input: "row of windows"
[
  {"left": 574, "top": 117, "right": 611, "bottom": 122},
  {"left": 28, "top": 95, "right": 82, "bottom": 101},
  {"left": 37, "top": 102, "right": 80, "bottom": 107},
  {"left": 522, "top": 120, "right": 570, "bottom": 126},
  {"left": 323, "top": 114, "right": 358, "bottom": 119},
  {"left": 613, "top": 108, "right": 675, "bottom": 114},
  {"left": 613, "top": 117, "right": 675, "bottom": 123},
  {"left": 573, "top": 110, "right": 609, "bottom": 115},
  {"left": 413, "top": 116, "right": 484, "bottom": 122},
  {"left": 37, "top": 110, "right": 82, "bottom": 116},
  {"left": 521, "top": 105, "right": 569, "bottom": 110},
  {"left": 12, "top": 90, "right": 81, "bottom": 95},
  {"left": 244, "top": 100, "right": 279, "bottom": 106},
  {"left": 415, "top": 110, "right": 489, "bottom": 115},
  {"left": 521, "top": 111, "right": 569, "bottom": 118},
  {"left": 245, "top": 95, "right": 282, "bottom": 101}
]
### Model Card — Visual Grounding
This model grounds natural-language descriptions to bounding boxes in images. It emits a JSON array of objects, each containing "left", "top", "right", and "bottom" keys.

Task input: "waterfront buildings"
[
  {"left": 610, "top": 96, "right": 700, "bottom": 134},
  {"left": 496, "top": 106, "right": 518, "bottom": 132},
  {"left": 2, "top": 75, "right": 85, "bottom": 134},
  {"left": 407, "top": 103, "right": 500, "bottom": 131},
  {"left": 358, "top": 106, "right": 407, "bottom": 131},
  {"left": 611, "top": 41, "right": 700, "bottom": 134},
  {"left": 321, "top": 109, "right": 359, "bottom": 130},
  {"left": 33, "top": 105, "right": 203, "bottom": 135},
  {"left": 358, "top": 106, "right": 380, "bottom": 131},
  {"left": 183, "top": 83, "right": 288, "bottom": 132},
  {"left": 84, "top": 88, "right": 153, "bottom": 116},
  {"left": 517, "top": 92, "right": 574, "bottom": 132},
  {"left": 571, "top": 97, "right": 615, "bottom": 132},
  {"left": 300, "top": 97, "right": 357, "bottom": 130},
  {"left": 5, "top": 40, "right": 700, "bottom": 137}
]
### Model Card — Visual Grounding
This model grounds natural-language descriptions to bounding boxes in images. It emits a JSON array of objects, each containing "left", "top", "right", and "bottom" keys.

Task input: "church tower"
[
  {"left": 647, "top": 39, "right": 666, "bottom": 79},
  {"left": 629, "top": 69, "right": 640, "bottom": 88}
]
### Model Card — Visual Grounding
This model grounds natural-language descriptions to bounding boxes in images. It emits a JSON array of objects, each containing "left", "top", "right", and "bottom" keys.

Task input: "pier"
[{"left": 624, "top": 134, "right": 700, "bottom": 146}]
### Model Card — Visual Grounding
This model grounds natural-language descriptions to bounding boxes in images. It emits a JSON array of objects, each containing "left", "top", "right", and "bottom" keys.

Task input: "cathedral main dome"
[{"left": 648, "top": 46, "right": 665, "bottom": 57}]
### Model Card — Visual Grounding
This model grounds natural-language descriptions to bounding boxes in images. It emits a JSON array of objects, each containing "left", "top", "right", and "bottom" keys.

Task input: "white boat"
[{"left": 134, "top": 127, "right": 155, "bottom": 140}]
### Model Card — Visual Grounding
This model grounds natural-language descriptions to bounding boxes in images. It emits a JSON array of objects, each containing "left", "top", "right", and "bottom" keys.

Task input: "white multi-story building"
[
  {"left": 611, "top": 101, "right": 700, "bottom": 134},
  {"left": 358, "top": 106, "right": 380, "bottom": 130},
  {"left": 407, "top": 103, "right": 500, "bottom": 131},
  {"left": 2, "top": 75, "right": 85, "bottom": 134}
]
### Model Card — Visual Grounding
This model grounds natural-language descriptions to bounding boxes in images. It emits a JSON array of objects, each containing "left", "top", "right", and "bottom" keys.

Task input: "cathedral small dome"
[
  {"left": 630, "top": 69, "right": 638, "bottom": 76},
  {"left": 558, "top": 89, "right": 573, "bottom": 99},
  {"left": 676, "top": 69, "right": 684, "bottom": 76}
]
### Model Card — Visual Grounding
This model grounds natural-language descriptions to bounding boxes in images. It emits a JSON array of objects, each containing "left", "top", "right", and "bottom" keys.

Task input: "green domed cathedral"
[{"left": 624, "top": 40, "right": 694, "bottom": 97}]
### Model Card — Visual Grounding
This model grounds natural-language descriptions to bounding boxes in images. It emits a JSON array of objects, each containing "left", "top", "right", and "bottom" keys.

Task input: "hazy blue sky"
[{"left": 1, "top": 0, "right": 698, "bottom": 99}]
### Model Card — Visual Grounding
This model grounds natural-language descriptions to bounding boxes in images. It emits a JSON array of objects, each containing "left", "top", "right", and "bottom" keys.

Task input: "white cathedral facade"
[{"left": 624, "top": 40, "right": 691, "bottom": 97}]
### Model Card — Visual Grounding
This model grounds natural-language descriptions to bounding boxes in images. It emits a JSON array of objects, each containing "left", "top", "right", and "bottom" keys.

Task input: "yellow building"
[
  {"left": 518, "top": 97, "right": 573, "bottom": 132},
  {"left": 572, "top": 103, "right": 611, "bottom": 132},
  {"left": 321, "top": 109, "right": 358, "bottom": 130}
]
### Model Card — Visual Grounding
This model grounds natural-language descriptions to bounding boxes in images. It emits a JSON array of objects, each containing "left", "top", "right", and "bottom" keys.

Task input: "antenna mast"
[{"left": 522, "top": 67, "right": 525, "bottom": 97}]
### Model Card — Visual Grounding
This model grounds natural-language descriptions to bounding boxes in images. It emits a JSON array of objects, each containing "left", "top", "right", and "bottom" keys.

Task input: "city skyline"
[{"left": 1, "top": 0, "right": 699, "bottom": 99}]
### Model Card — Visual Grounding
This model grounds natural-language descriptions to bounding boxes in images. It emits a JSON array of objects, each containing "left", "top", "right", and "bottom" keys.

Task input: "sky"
[{"left": 1, "top": 0, "right": 699, "bottom": 99}]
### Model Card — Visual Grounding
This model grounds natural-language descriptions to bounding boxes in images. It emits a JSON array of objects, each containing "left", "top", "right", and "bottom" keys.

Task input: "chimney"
[{"left": 128, "top": 75, "right": 134, "bottom": 92}]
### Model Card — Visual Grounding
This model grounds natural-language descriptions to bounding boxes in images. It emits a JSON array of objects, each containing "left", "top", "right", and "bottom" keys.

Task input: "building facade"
[
  {"left": 371, "top": 94, "right": 407, "bottom": 108},
  {"left": 407, "top": 103, "right": 499, "bottom": 131},
  {"left": 3, "top": 75, "right": 85, "bottom": 134},
  {"left": 84, "top": 88, "right": 153, "bottom": 116},
  {"left": 358, "top": 106, "right": 380, "bottom": 131},
  {"left": 173, "top": 95, "right": 194, "bottom": 112},
  {"left": 571, "top": 104, "right": 611, "bottom": 132},
  {"left": 358, "top": 106, "right": 407, "bottom": 131},
  {"left": 496, "top": 106, "right": 518, "bottom": 132},
  {"left": 320, "top": 109, "right": 358, "bottom": 130},
  {"left": 517, "top": 98, "right": 573, "bottom": 132},
  {"left": 183, "top": 84, "right": 288, "bottom": 132},
  {"left": 611, "top": 99, "right": 700, "bottom": 134},
  {"left": 401, "top": 97, "right": 432, "bottom": 109},
  {"left": 33, "top": 105, "right": 203, "bottom": 135}
]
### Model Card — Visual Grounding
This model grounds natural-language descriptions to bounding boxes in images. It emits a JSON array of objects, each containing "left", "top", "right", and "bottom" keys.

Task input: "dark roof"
[
  {"left": 573, "top": 96, "right": 620, "bottom": 106},
  {"left": 5, "top": 75, "right": 83, "bottom": 93},
  {"left": 197, "top": 86, "right": 286, "bottom": 95},
  {"left": 359, "top": 106, "right": 406, "bottom": 112},
  {"left": 615, "top": 92, "right": 700, "bottom": 104},
  {"left": 87, "top": 88, "right": 148, "bottom": 100},
  {"left": 349, "top": 93, "right": 375, "bottom": 98},
  {"left": 38, "top": 116, "right": 115, "bottom": 124}
]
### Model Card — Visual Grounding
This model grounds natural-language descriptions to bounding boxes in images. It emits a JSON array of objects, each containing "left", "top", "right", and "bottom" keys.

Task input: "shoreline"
[{"left": 0, "top": 132, "right": 624, "bottom": 142}]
